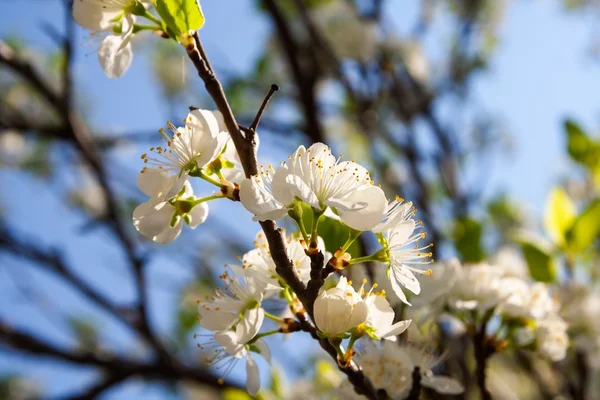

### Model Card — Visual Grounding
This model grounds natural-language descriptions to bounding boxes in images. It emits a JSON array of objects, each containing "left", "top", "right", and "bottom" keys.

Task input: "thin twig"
[{"left": 250, "top": 84, "right": 279, "bottom": 131}]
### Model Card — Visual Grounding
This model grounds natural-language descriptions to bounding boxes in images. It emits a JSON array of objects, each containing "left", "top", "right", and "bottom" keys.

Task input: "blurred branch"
[
  {"left": 0, "top": 320, "right": 237, "bottom": 394},
  {"left": 0, "top": 226, "right": 136, "bottom": 331},
  {"left": 262, "top": 0, "right": 325, "bottom": 143},
  {"left": 0, "top": 26, "right": 163, "bottom": 357}
]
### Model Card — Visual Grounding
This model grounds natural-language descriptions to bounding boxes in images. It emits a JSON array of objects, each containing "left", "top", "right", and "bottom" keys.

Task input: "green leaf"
[
  {"left": 222, "top": 388, "right": 253, "bottom": 400},
  {"left": 269, "top": 366, "right": 286, "bottom": 398},
  {"left": 566, "top": 198, "right": 600, "bottom": 253},
  {"left": 453, "top": 217, "right": 485, "bottom": 262},
  {"left": 544, "top": 187, "right": 576, "bottom": 247},
  {"left": 299, "top": 203, "right": 362, "bottom": 257},
  {"left": 156, "top": 0, "right": 205, "bottom": 39},
  {"left": 517, "top": 237, "right": 557, "bottom": 282}
]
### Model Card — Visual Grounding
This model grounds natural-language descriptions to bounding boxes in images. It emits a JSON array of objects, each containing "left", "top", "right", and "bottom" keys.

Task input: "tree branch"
[
  {"left": 0, "top": 321, "right": 238, "bottom": 393},
  {"left": 184, "top": 30, "right": 388, "bottom": 400}
]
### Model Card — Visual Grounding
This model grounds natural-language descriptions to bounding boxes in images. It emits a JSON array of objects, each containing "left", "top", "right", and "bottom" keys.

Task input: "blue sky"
[{"left": 1, "top": 0, "right": 599, "bottom": 398}]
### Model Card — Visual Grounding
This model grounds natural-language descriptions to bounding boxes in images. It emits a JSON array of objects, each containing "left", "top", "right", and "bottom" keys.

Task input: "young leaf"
[
  {"left": 156, "top": 0, "right": 205, "bottom": 39},
  {"left": 453, "top": 217, "right": 485, "bottom": 262},
  {"left": 567, "top": 198, "right": 600, "bottom": 253},
  {"left": 517, "top": 237, "right": 557, "bottom": 282},
  {"left": 544, "top": 187, "right": 576, "bottom": 248}
]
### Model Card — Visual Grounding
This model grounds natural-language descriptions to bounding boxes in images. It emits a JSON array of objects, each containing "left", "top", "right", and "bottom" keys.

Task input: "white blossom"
[
  {"left": 240, "top": 143, "right": 387, "bottom": 231},
  {"left": 197, "top": 269, "right": 265, "bottom": 334},
  {"left": 375, "top": 198, "right": 433, "bottom": 304},
  {"left": 498, "top": 279, "right": 555, "bottom": 321},
  {"left": 240, "top": 230, "right": 327, "bottom": 295},
  {"left": 138, "top": 110, "right": 228, "bottom": 201},
  {"left": 410, "top": 258, "right": 462, "bottom": 309},
  {"left": 133, "top": 182, "right": 208, "bottom": 243},
  {"left": 73, "top": 0, "right": 151, "bottom": 77},
  {"left": 447, "top": 263, "right": 505, "bottom": 311},
  {"left": 195, "top": 268, "right": 270, "bottom": 395},
  {"left": 491, "top": 246, "right": 530, "bottom": 280},
  {"left": 197, "top": 323, "right": 270, "bottom": 396},
  {"left": 536, "top": 316, "right": 569, "bottom": 361},
  {"left": 313, "top": 277, "right": 369, "bottom": 337},
  {"left": 363, "top": 289, "right": 411, "bottom": 341}
]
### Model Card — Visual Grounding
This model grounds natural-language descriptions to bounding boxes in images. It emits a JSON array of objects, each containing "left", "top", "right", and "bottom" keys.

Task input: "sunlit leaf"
[
  {"left": 516, "top": 236, "right": 557, "bottom": 282},
  {"left": 567, "top": 198, "right": 600, "bottom": 253},
  {"left": 301, "top": 203, "right": 362, "bottom": 258},
  {"left": 156, "top": 0, "right": 205, "bottom": 39},
  {"left": 222, "top": 388, "right": 254, "bottom": 400},
  {"left": 544, "top": 187, "right": 576, "bottom": 247}
]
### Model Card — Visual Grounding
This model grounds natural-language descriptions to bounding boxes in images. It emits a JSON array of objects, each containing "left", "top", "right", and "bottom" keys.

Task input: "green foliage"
[
  {"left": 222, "top": 388, "right": 254, "bottom": 400},
  {"left": 453, "top": 217, "right": 485, "bottom": 262},
  {"left": 566, "top": 198, "right": 600, "bottom": 253},
  {"left": 301, "top": 204, "right": 362, "bottom": 257},
  {"left": 156, "top": 0, "right": 205, "bottom": 39},
  {"left": 564, "top": 119, "right": 600, "bottom": 183},
  {"left": 269, "top": 366, "right": 286, "bottom": 398},
  {"left": 544, "top": 187, "right": 577, "bottom": 248},
  {"left": 487, "top": 194, "right": 523, "bottom": 234},
  {"left": 517, "top": 237, "right": 557, "bottom": 282}
]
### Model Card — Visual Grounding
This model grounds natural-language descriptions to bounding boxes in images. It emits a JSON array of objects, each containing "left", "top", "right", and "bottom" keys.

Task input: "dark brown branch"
[
  {"left": 406, "top": 367, "right": 422, "bottom": 400},
  {"left": 250, "top": 84, "right": 279, "bottom": 131},
  {"left": 473, "top": 313, "right": 495, "bottom": 400}
]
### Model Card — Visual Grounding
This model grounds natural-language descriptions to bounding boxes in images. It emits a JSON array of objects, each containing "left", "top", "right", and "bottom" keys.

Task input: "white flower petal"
[
  {"left": 152, "top": 222, "right": 182, "bottom": 244},
  {"left": 187, "top": 202, "right": 209, "bottom": 228},
  {"left": 271, "top": 167, "right": 294, "bottom": 206},
  {"left": 421, "top": 375, "right": 464, "bottom": 395},
  {"left": 72, "top": 1, "right": 121, "bottom": 31},
  {"left": 284, "top": 174, "right": 319, "bottom": 208},
  {"left": 381, "top": 319, "right": 412, "bottom": 340},
  {"left": 334, "top": 186, "right": 387, "bottom": 231},
  {"left": 214, "top": 331, "right": 244, "bottom": 357},
  {"left": 389, "top": 219, "right": 416, "bottom": 247},
  {"left": 253, "top": 339, "right": 271, "bottom": 364},
  {"left": 198, "top": 310, "right": 238, "bottom": 332},
  {"left": 245, "top": 354, "right": 261, "bottom": 396},
  {"left": 236, "top": 307, "right": 265, "bottom": 343},
  {"left": 133, "top": 201, "right": 175, "bottom": 238},
  {"left": 98, "top": 35, "right": 132, "bottom": 78}
]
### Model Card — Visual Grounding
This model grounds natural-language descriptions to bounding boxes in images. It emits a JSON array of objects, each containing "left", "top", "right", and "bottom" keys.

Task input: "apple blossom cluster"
[
  {"left": 413, "top": 259, "right": 569, "bottom": 362},
  {"left": 195, "top": 231, "right": 413, "bottom": 394},
  {"left": 132, "top": 109, "right": 240, "bottom": 243},
  {"left": 239, "top": 142, "right": 434, "bottom": 304},
  {"left": 73, "top": 0, "right": 160, "bottom": 78}
]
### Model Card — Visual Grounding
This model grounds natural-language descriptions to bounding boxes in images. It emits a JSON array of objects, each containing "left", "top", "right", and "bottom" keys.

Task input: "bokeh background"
[{"left": 1, "top": 0, "right": 600, "bottom": 399}]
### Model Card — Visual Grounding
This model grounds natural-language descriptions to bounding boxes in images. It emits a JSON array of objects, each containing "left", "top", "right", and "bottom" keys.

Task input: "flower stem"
[
  {"left": 264, "top": 311, "right": 284, "bottom": 322},
  {"left": 189, "top": 193, "right": 225, "bottom": 206},
  {"left": 328, "top": 337, "right": 344, "bottom": 359},
  {"left": 340, "top": 229, "right": 362, "bottom": 253},
  {"left": 250, "top": 329, "right": 281, "bottom": 343},
  {"left": 194, "top": 170, "right": 223, "bottom": 187},
  {"left": 132, "top": 24, "right": 163, "bottom": 33},
  {"left": 348, "top": 253, "right": 380, "bottom": 265},
  {"left": 142, "top": 11, "right": 163, "bottom": 27}
]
